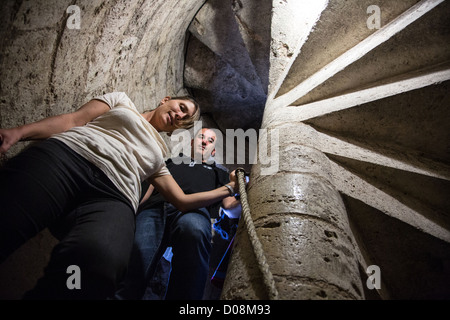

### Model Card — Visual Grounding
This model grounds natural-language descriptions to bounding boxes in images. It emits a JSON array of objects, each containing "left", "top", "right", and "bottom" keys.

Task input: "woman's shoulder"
[{"left": 93, "top": 92, "right": 136, "bottom": 110}]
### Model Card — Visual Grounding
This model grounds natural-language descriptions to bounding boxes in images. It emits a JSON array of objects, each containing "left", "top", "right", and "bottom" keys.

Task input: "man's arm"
[{"left": 0, "top": 99, "right": 110, "bottom": 154}]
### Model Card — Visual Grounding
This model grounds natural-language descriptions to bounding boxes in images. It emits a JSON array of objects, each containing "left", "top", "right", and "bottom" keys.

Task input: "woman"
[{"left": 0, "top": 92, "right": 238, "bottom": 299}]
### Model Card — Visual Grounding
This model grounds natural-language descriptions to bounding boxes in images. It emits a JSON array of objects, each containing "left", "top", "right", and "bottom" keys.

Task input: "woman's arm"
[
  {"left": 140, "top": 184, "right": 155, "bottom": 205},
  {"left": 222, "top": 195, "right": 241, "bottom": 210},
  {"left": 0, "top": 99, "right": 110, "bottom": 154},
  {"left": 150, "top": 171, "right": 237, "bottom": 213}
]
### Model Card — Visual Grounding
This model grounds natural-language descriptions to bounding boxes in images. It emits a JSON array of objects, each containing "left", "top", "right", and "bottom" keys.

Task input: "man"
[{"left": 115, "top": 128, "right": 239, "bottom": 300}]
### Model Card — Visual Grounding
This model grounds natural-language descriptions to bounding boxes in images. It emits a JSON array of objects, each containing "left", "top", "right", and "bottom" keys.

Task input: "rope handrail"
[{"left": 235, "top": 168, "right": 279, "bottom": 300}]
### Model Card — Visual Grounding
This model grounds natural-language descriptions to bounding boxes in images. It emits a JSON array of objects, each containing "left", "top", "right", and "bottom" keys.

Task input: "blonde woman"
[{"left": 0, "top": 92, "right": 238, "bottom": 299}]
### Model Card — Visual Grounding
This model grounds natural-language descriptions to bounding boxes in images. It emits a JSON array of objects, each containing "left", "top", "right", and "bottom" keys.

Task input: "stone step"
[
  {"left": 188, "top": 0, "right": 263, "bottom": 90},
  {"left": 184, "top": 34, "right": 267, "bottom": 131},
  {"left": 270, "top": 0, "right": 446, "bottom": 110},
  {"left": 329, "top": 153, "right": 450, "bottom": 233},
  {"left": 274, "top": 0, "right": 422, "bottom": 101},
  {"left": 229, "top": 0, "right": 273, "bottom": 94},
  {"left": 294, "top": 0, "right": 450, "bottom": 106}
]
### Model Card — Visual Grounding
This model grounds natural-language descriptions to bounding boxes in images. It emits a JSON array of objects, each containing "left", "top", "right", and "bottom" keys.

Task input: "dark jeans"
[
  {"left": 0, "top": 139, "right": 135, "bottom": 299},
  {"left": 115, "top": 204, "right": 212, "bottom": 300}
]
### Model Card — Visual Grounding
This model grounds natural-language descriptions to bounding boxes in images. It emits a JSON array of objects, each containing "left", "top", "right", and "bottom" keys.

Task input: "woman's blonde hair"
[
  {"left": 144, "top": 95, "right": 201, "bottom": 132},
  {"left": 170, "top": 95, "right": 201, "bottom": 129}
]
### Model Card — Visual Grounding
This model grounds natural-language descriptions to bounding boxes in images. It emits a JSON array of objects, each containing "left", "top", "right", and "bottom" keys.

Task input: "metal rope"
[{"left": 235, "top": 168, "right": 279, "bottom": 300}]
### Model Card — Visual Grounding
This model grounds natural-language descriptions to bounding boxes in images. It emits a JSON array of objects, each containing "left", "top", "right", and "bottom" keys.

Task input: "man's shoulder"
[
  {"left": 214, "top": 163, "right": 229, "bottom": 173},
  {"left": 166, "top": 154, "right": 191, "bottom": 165}
]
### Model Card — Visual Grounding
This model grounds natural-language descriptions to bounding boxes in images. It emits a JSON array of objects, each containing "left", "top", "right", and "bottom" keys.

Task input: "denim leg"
[
  {"left": 165, "top": 210, "right": 212, "bottom": 300},
  {"left": 114, "top": 206, "right": 166, "bottom": 300}
]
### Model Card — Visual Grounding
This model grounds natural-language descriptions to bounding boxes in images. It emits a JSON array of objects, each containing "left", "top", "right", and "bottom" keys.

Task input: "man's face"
[{"left": 191, "top": 128, "right": 217, "bottom": 162}]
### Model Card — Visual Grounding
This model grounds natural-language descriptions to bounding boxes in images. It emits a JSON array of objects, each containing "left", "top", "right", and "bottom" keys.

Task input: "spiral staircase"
[{"left": 184, "top": 0, "right": 450, "bottom": 299}]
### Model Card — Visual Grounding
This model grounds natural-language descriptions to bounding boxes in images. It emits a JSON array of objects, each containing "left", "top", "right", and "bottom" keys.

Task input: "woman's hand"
[
  {"left": 0, "top": 99, "right": 110, "bottom": 155},
  {"left": 0, "top": 127, "right": 22, "bottom": 154},
  {"left": 228, "top": 170, "right": 237, "bottom": 190},
  {"left": 228, "top": 169, "right": 249, "bottom": 194},
  {"left": 151, "top": 173, "right": 234, "bottom": 213}
]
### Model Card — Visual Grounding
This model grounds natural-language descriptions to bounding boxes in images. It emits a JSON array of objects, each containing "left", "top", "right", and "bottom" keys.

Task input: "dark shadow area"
[{"left": 344, "top": 194, "right": 450, "bottom": 299}]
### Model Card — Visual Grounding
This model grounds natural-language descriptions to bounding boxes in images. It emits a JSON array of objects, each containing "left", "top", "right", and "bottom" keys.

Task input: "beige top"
[{"left": 52, "top": 92, "right": 170, "bottom": 212}]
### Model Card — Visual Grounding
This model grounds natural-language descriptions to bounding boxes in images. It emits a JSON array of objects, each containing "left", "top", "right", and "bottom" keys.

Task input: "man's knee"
[{"left": 175, "top": 213, "right": 211, "bottom": 243}]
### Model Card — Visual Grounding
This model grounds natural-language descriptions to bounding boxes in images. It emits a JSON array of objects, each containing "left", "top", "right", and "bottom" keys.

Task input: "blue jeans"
[{"left": 115, "top": 204, "right": 212, "bottom": 300}]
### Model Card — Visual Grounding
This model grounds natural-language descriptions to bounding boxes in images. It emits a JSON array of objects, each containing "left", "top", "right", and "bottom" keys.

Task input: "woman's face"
[{"left": 151, "top": 97, "right": 196, "bottom": 132}]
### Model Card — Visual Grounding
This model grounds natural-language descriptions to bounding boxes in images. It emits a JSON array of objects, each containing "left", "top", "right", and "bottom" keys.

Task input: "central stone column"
[{"left": 221, "top": 117, "right": 364, "bottom": 300}]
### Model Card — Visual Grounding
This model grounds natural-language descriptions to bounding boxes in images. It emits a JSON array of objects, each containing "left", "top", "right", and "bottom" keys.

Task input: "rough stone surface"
[
  {"left": 222, "top": 216, "right": 363, "bottom": 300},
  {"left": 248, "top": 174, "right": 350, "bottom": 233},
  {"left": 222, "top": 120, "right": 364, "bottom": 299},
  {"left": 292, "top": 0, "right": 450, "bottom": 106},
  {"left": 277, "top": 0, "right": 422, "bottom": 100},
  {"left": 184, "top": 0, "right": 267, "bottom": 131}
]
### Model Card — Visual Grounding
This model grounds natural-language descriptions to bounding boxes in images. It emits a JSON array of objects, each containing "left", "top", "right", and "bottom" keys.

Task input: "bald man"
[{"left": 115, "top": 128, "right": 239, "bottom": 300}]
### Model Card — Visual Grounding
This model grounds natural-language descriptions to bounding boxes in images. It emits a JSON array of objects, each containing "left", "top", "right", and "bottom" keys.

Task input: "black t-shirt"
[{"left": 139, "top": 154, "right": 230, "bottom": 218}]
